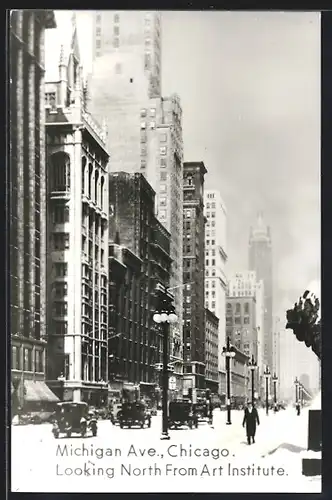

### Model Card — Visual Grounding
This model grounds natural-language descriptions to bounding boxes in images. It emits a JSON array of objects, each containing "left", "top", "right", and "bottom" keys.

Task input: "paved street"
[{"left": 11, "top": 407, "right": 321, "bottom": 493}]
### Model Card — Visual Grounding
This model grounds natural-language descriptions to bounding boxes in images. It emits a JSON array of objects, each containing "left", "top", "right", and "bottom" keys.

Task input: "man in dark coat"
[{"left": 242, "top": 402, "right": 260, "bottom": 445}]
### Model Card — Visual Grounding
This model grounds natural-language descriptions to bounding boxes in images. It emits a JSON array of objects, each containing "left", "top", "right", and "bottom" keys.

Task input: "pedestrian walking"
[{"left": 242, "top": 402, "right": 260, "bottom": 445}]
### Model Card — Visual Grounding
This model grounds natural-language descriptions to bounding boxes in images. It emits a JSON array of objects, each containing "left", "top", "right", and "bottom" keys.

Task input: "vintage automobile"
[
  {"left": 109, "top": 402, "right": 123, "bottom": 425},
  {"left": 118, "top": 402, "right": 151, "bottom": 429},
  {"left": 52, "top": 402, "right": 98, "bottom": 438},
  {"left": 193, "top": 401, "right": 212, "bottom": 424},
  {"left": 168, "top": 400, "right": 198, "bottom": 429}
]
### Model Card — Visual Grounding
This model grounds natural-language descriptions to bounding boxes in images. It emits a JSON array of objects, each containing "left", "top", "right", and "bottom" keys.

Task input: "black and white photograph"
[{"left": 9, "top": 9, "right": 321, "bottom": 493}]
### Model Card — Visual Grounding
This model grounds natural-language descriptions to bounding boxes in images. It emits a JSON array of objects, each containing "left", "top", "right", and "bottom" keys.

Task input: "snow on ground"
[{"left": 11, "top": 408, "right": 321, "bottom": 493}]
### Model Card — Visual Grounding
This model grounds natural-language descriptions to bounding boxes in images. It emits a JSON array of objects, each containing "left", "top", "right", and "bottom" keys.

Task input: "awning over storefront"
[{"left": 24, "top": 380, "right": 59, "bottom": 403}]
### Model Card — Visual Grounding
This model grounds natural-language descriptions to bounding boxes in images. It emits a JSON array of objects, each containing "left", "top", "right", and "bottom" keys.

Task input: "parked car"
[{"left": 52, "top": 402, "right": 98, "bottom": 438}]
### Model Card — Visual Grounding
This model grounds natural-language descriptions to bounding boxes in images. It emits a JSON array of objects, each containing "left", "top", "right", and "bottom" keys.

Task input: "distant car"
[
  {"left": 118, "top": 402, "right": 151, "bottom": 429},
  {"left": 169, "top": 400, "right": 198, "bottom": 429}
]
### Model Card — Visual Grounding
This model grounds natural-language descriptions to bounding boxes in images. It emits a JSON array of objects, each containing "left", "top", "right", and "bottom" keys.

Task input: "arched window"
[
  {"left": 82, "top": 157, "right": 87, "bottom": 194},
  {"left": 244, "top": 302, "right": 250, "bottom": 314},
  {"left": 235, "top": 303, "right": 241, "bottom": 314},
  {"left": 94, "top": 170, "right": 99, "bottom": 204},
  {"left": 186, "top": 175, "right": 193, "bottom": 186},
  {"left": 51, "top": 152, "right": 71, "bottom": 192},
  {"left": 88, "top": 164, "right": 93, "bottom": 198},
  {"left": 100, "top": 176, "right": 104, "bottom": 209},
  {"left": 226, "top": 303, "right": 232, "bottom": 312}
]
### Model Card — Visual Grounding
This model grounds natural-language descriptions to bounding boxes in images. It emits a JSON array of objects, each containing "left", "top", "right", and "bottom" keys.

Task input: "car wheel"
[
  {"left": 148, "top": 419, "right": 151, "bottom": 428},
  {"left": 120, "top": 422, "right": 123, "bottom": 429},
  {"left": 66, "top": 431, "right": 71, "bottom": 438},
  {"left": 92, "top": 429, "right": 97, "bottom": 437},
  {"left": 189, "top": 421, "right": 192, "bottom": 429},
  {"left": 53, "top": 431, "right": 59, "bottom": 439},
  {"left": 140, "top": 422, "right": 144, "bottom": 429}
]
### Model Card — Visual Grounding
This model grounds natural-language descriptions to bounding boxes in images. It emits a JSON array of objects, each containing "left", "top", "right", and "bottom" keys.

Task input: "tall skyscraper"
[
  {"left": 204, "top": 190, "right": 228, "bottom": 395},
  {"left": 88, "top": 12, "right": 184, "bottom": 377},
  {"left": 249, "top": 212, "right": 273, "bottom": 370},
  {"left": 140, "top": 94, "right": 184, "bottom": 375},
  {"left": 44, "top": 21, "right": 110, "bottom": 404},
  {"left": 89, "top": 11, "right": 162, "bottom": 169},
  {"left": 182, "top": 162, "right": 207, "bottom": 393},
  {"left": 10, "top": 10, "right": 58, "bottom": 409}
]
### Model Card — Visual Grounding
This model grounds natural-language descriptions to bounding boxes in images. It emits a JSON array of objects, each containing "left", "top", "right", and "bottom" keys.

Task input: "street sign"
[{"left": 169, "top": 376, "right": 176, "bottom": 390}]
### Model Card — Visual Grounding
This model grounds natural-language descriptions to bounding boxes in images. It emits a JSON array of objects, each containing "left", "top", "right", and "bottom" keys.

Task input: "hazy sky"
[{"left": 53, "top": 10, "right": 321, "bottom": 320}]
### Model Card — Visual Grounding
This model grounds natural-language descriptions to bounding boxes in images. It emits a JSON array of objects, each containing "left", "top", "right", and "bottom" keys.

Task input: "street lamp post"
[
  {"left": 299, "top": 383, "right": 303, "bottom": 407},
  {"left": 222, "top": 337, "right": 236, "bottom": 425},
  {"left": 264, "top": 366, "right": 271, "bottom": 416},
  {"left": 272, "top": 372, "right": 278, "bottom": 404},
  {"left": 153, "top": 284, "right": 178, "bottom": 441},
  {"left": 295, "top": 376, "right": 299, "bottom": 404},
  {"left": 248, "top": 355, "right": 257, "bottom": 405}
]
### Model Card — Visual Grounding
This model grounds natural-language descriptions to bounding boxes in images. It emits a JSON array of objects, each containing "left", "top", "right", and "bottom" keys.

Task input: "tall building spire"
[{"left": 257, "top": 210, "right": 264, "bottom": 229}]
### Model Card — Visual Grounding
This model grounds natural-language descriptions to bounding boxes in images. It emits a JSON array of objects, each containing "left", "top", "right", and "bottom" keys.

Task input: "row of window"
[
  {"left": 206, "top": 259, "right": 216, "bottom": 267},
  {"left": 206, "top": 212, "right": 215, "bottom": 218},
  {"left": 12, "top": 345, "right": 44, "bottom": 372},
  {"left": 206, "top": 220, "right": 216, "bottom": 228},
  {"left": 206, "top": 249, "right": 216, "bottom": 257},
  {"left": 227, "top": 303, "right": 251, "bottom": 314},
  {"left": 205, "top": 202, "right": 216, "bottom": 209},
  {"left": 226, "top": 316, "right": 251, "bottom": 325},
  {"left": 205, "top": 280, "right": 216, "bottom": 288},
  {"left": 206, "top": 230, "right": 216, "bottom": 238},
  {"left": 205, "top": 301, "right": 216, "bottom": 310}
]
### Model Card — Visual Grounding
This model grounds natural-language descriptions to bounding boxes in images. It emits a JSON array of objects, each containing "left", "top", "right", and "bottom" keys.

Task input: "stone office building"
[
  {"left": 10, "top": 10, "right": 58, "bottom": 411},
  {"left": 108, "top": 172, "right": 172, "bottom": 402},
  {"left": 44, "top": 20, "right": 110, "bottom": 405}
]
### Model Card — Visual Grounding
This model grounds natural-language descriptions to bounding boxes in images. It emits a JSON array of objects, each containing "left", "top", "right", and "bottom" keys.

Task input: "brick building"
[
  {"left": 10, "top": 10, "right": 58, "bottom": 411},
  {"left": 44, "top": 19, "right": 110, "bottom": 405},
  {"left": 205, "top": 309, "right": 219, "bottom": 394},
  {"left": 108, "top": 172, "right": 172, "bottom": 401},
  {"left": 182, "top": 161, "right": 207, "bottom": 393}
]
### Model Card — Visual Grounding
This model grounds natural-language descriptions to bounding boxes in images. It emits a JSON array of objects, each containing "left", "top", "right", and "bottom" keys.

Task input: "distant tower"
[{"left": 249, "top": 212, "right": 273, "bottom": 370}]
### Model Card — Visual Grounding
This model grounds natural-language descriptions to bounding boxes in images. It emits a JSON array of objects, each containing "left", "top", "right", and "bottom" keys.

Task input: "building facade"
[
  {"left": 227, "top": 272, "right": 264, "bottom": 366},
  {"left": 249, "top": 212, "right": 273, "bottom": 370},
  {"left": 226, "top": 269, "right": 267, "bottom": 402},
  {"left": 205, "top": 309, "right": 219, "bottom": 394},
  {"left": 140, "top": 94, "right": 184, "bottom": 380},
  {"left": 89, "top": 10, "right": 162, "bottom": 170},
  {"left": 10, "top": 10, "right": 58, "bottom": 410},
  {"left": 108, "top": 172, "right": 172, "bottom": 398},
  {"left": 44, "top": 22, "right": 110, "bottom": 405},
  {"left": 88, "top": 11, "right": 184, "bottom": 381},
  {"left": 182, "top": 162, "right": 207, "bottom": 393},
  {"left": 204, "top": 189, "right": 228, "bottom": 396},
  {"left": 230, "top": 348, "right": 250, "bottom": 403}
]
